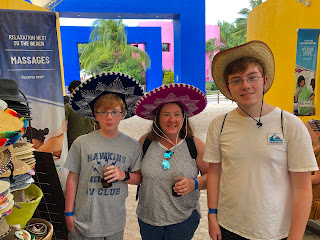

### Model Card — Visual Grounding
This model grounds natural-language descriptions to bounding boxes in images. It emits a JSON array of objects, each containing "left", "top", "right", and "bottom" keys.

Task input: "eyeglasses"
[
  {"left": 228, "top": 76, "right": 263, "bottom": 86},
  {"left": 96, "top": 110, "right": 122, "bottom": 118},
  {"left": 162, "top": 150, "right": 174, "bottom": 170}
]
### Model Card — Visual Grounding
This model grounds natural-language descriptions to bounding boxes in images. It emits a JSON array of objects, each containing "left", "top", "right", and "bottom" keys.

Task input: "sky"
[{"left": 59, "top": 0, "right": 263, "bottom": 27}]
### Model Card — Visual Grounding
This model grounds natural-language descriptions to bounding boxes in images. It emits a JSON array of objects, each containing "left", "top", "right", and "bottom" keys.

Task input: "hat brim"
[
  {"left": 0, "top": 192, "right": 13, "bottom": 215},
  {"left": 0, "top": 181, "right": 10, "bottom": 195},
  {"left": 211, "top": 40, "right": 275, "bottom": 100},
  {"left": 0, "top": 95, "right": 30, "bottom": 103},
  {"left": 135, "top": 84, "right": 207, "bottom": 120},
  {"left": 0, "top": 158, "right": 31, "bottom": 177},
  {"left": 1, "top": 226, "right": 20, "bottom": 240},
  {"left": 70, "top": 72, "right": 144, "bottom": 120},
  {"left": 0, "top": 148, "right": 12, "bottom": 175}
]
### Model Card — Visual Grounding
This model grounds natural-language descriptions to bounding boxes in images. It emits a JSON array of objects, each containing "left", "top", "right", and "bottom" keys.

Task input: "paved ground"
[{"left": 119, "top": 103, "right": 320, "bottom": 240}]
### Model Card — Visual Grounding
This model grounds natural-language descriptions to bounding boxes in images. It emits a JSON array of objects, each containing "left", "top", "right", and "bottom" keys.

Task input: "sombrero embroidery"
[
  {"left": 70, "top": 72, "right": 144, "bottom": 120},
  {"left": 135, "top": 84, "right": 207, "bottom": 120}
]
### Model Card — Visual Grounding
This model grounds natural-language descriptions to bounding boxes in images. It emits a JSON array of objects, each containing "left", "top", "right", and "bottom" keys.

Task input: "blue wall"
[
  {"left": 60, "top": 26, "right": 162, "bottom": 91},
  {"left": 56, "top": 0, "right": 205, "bottom": 92}
]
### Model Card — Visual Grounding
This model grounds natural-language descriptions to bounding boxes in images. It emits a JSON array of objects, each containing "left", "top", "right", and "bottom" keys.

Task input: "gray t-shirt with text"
[{"left": 65, "top": 130, "right": 141, "bottom": 237}]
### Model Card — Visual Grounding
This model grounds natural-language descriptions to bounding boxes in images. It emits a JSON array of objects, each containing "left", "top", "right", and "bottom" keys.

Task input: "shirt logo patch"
[{"left": 268, "top": 133, "right": 284, "bottom": 145}]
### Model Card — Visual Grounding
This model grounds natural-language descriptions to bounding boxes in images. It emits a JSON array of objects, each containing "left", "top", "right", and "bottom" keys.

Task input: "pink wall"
[
  {"left": 139, "top": 21, "right": 174, "bottom": 72},
  {"left": 205, "top": 25, "right": 220, "bottom": 82},
  {"left": 138, "top": 21, "right": 220, "bottom": 82}
]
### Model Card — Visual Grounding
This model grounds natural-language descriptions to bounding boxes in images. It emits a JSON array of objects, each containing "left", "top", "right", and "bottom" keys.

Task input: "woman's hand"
[
  {"left": 173, "top": 177, "right": 195, "bottom": 195},
  {"left": 296, "top": 87, "right": 301, "bottom": 95},
  {"left": 104, "top": 165, "right": 125, "bottom": 182}
]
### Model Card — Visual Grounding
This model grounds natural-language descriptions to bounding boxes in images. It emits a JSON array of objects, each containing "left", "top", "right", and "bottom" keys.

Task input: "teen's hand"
[
  {"left": 208, "top": 214, "right": 222, "bottom": 240},
  {"left": 104, "top": 165, "right": 125, "bottom": 182},
  {"left": 173, "top": 177, "right": 195, "bottom": 195},
  {"left": 65, "top": 216, "right": 75, "bottom": 232}
]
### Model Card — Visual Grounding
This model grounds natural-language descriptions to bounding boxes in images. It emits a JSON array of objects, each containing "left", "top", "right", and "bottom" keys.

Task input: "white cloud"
[{"left": 206, "top": 0, "right": 262, "bottom": 25}]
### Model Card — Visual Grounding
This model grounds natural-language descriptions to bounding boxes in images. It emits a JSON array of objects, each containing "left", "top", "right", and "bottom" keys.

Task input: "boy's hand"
[
  {"left": 104, "top": 165, "right": 125, "bottom": 182},
  {"left": 65, "top": 216, "right": 75, "bottom": 232},
  {"left": 208, "top": 214, "right": 222, "bottom": 240}
]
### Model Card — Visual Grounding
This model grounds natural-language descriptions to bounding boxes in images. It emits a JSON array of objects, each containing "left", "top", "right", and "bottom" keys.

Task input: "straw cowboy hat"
[
  {"left": 135, "top": 83, "right": 207, "bottom": 120},
  {"left": 211, "top": 40, "right": 275, "bottom": 100},
  {"left": 70, "top": 72, "right": 144, "bottom": 120}
]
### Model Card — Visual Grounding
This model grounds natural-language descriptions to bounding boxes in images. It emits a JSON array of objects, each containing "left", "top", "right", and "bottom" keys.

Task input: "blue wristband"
[
  {"left": 64, "top": 211, "right": 73, "bottom": 216},
  {"left": 193, "top": 179, "right": 198, "bottom": 190},
  {"left": 208, "top": 208, "right": 217, "bottom": 214}
]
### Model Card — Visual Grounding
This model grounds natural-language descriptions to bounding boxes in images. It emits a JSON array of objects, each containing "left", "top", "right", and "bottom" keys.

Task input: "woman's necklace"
[{"left": 160, "top": 139, "right": 180, "bottom": 170}]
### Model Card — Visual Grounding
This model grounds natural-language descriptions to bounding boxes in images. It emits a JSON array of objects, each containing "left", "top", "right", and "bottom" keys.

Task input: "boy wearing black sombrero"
[
  {"left": 204, "top": 41, "right": 318, "bottom": 240},
  {"left": 64, "top": 73, "right": 143, "bottom": 240}
]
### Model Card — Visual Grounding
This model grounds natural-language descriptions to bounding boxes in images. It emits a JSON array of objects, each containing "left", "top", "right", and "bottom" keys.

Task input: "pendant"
[{"left": 162, "top": 160, "right": 170, "bottom": 170}]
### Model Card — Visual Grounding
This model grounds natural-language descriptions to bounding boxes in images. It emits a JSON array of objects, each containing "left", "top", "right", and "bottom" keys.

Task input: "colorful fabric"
[{"left": 0, "top": 108, "right": 28, "bottom": 147}]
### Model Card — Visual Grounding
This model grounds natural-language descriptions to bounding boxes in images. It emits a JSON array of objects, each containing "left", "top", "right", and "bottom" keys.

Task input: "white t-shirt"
[{"left": 204, "top": 107, "right": 318, "bottom": 240}]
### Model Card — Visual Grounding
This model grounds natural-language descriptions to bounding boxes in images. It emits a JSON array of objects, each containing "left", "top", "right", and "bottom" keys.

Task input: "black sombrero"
[{"left": 70, "top": 72, "right": 144, "bottom": 120}]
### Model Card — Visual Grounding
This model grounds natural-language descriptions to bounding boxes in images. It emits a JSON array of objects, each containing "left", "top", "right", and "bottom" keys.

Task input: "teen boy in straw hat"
[
  {"left": 204, "top": 41, "right": 318, "bottom": 240},
  {"left": 64, "top": 72, "right": 143, "bottom": 240}
]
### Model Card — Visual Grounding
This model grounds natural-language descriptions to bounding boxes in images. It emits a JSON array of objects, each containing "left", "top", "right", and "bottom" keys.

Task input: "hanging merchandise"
[{"left": 0, "top": 79, "right": 32, "bottom": 121}]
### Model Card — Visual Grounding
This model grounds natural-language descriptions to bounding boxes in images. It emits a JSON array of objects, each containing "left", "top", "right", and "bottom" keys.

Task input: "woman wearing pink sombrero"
[{"left": 134, "top": 83, "right": 209, "bottom": 240}]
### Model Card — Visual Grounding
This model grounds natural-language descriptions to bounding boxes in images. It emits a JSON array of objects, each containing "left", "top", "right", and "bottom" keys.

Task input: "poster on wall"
[
  {"left": 293, "top": 28, "right": 320, "bottom": 116},
  {"left": 0, "top": 9, "right": 68, "bottom": 189}
]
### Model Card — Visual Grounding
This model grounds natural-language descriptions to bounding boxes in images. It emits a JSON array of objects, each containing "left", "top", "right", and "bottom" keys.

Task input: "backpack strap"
[
  {"left": 186, "top": 137, "right": 198, "bottom": 159},
  {"left": 142, "top": 136, "right": 152, "bottom": 157},
  {"left": 220, "top": 113, "right": 228, "bottom": 135},
  {"left": 136, "top": 136, "right": 152, "bottom": 201}
]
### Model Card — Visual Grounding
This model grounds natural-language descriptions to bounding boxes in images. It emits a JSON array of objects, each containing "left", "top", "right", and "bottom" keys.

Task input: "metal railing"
[{"left": 206, "top": 90, "right": 235, "bottom": 104}]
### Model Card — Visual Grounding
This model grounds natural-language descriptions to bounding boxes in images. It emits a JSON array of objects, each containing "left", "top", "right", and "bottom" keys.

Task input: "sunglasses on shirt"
[{"left": 162, "top": 150, "right": 174, "bottom": 170}]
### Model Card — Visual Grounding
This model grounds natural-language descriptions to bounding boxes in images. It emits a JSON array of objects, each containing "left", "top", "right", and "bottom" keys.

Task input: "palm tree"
[
  {"left": 206, "top": 38, "right": 220, "bottom": 61},
  {"left": 80, "top": 19, "right": 151, "bottom": 75},
  {"left": 233, "top": 0, "right": 263, "bottom": 39}
]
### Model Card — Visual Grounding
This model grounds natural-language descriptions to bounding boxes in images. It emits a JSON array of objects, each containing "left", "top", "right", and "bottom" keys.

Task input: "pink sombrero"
[{"left": 135, "top": 84, "right": 207, "bottom": 120}]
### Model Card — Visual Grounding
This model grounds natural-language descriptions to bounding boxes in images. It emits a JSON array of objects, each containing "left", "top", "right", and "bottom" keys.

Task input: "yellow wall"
[
  {"left": 0, "top": 0, "right": 65, "bottom": 95},
  {"left": 247, "top": 0, "right": 320, "bottom": 122},
  {"left": 0, "top": 0, "right": 48, "bottom": 11}
]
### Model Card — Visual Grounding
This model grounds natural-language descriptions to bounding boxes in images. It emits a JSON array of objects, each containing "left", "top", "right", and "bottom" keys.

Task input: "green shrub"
[
  {"left": 206, "top": 82, "right": 218, "bottom": 91},
  {"left": 163, "top": 70, "right": 174, "bottom": 84}
]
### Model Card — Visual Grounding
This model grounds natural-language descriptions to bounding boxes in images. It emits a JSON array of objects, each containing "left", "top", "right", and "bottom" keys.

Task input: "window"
[{"left": 162, "top": 43, "right": 170, "bottom": 52}]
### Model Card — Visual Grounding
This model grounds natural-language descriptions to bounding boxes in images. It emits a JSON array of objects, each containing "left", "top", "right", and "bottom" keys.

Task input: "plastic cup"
[
  {"left": 171, "top": 172, "right": 184, "bottom": 197},
  {"left": 101, "top": 167, "right": 112, "bottom": 188}
]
